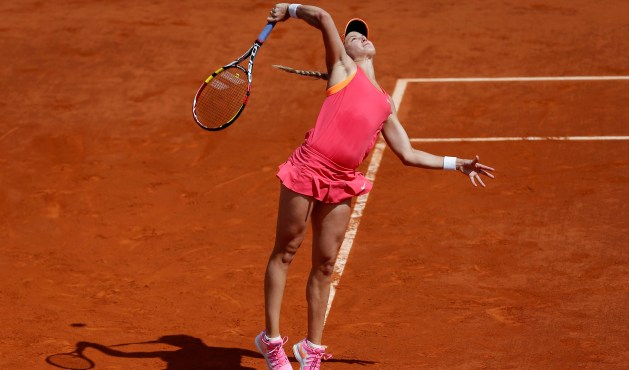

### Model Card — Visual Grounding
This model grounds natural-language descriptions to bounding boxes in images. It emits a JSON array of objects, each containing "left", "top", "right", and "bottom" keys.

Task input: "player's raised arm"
[{"left": 267, "top": 3, "right": 355, "bottom": 86}]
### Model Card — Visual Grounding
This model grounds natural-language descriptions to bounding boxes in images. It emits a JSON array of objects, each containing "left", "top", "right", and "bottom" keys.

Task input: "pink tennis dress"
[{"left": 277, "top": 67, "right": 392, "bottom": 203}]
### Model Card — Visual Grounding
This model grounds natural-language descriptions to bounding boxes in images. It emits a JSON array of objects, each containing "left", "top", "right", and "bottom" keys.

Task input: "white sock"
[
  {"left": 307, "top": 339, "right": 324, "bottom": 349},
  {"left": 265, "top": 333, "right": 282, "bottom": 342}
]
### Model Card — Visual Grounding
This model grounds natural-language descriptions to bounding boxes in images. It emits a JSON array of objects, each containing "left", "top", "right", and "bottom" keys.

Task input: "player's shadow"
[
  {"left": 61, "top": 334, "right": 377, "bottom": 369},
  {"left": 71, "top": 335, "right": 260, "bottom": 369}
]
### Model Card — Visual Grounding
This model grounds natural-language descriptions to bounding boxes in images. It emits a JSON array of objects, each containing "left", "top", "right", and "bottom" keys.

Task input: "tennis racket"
[{"left": 192, "top": 22, "right": 276, "bottom": 131}]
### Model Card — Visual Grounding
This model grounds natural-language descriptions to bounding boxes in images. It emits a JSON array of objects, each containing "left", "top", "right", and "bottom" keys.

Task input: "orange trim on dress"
[{"left": 326, "top": 69, "right": 358, "bottom": 96}]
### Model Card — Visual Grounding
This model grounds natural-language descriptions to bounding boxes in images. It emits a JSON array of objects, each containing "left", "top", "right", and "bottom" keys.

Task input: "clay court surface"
[{"left": 1, "top": 0, "right": 628, "bottom": 369}]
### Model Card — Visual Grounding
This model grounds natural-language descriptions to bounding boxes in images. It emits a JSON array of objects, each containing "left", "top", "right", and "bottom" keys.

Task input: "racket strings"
[{"left": 195, "top": 68, "right": 249, "bottom": 127}]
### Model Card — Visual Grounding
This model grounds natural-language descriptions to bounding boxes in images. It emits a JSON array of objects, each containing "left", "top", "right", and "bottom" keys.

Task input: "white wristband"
[
  {"left": 288, "top": 4, "right": 301, "bottom": 18},
  {"left": 443, "top": 156, "right": 457, "bottom": 170}
]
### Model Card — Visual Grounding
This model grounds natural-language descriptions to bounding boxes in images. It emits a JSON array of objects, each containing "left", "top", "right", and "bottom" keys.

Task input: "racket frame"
[{"left": 192, "top": 22, "right": 275, "bottom": 131}]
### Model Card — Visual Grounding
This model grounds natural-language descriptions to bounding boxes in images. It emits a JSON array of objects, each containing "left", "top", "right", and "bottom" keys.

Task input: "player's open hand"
[{"left": 460, "top": 155, "right": 495, "bottom": 187}]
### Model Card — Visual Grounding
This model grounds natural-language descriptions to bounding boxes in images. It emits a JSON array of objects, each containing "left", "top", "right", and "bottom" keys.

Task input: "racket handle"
[{"left": 257, "top": 22, "right": 276, "bottom": 43}]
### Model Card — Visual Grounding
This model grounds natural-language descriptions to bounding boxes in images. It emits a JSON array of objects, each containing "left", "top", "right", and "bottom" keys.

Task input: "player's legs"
[
  {"left": 264, "top": 184, "right": 314, "bottom": 338},
  {"left": 306, "top": 198, "right": 351, "bottom": 345}
]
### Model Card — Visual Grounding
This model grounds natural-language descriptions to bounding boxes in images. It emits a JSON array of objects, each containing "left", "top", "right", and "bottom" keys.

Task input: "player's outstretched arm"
[{"left": 382, "top": 98, "right": 495, "bottom": 187}]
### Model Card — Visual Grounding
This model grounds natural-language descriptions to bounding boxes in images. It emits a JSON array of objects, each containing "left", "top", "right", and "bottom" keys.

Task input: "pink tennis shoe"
[
  {"left": 292, "top": 339, "right": 332, "bottom": 370},
  {"left": 255, "top": 331, "right": 293, "bottom": 370}
]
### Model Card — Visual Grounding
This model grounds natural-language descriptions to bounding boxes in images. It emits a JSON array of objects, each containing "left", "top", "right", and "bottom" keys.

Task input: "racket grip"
[{"left": 257, "top": 22, "right": 276, "bottom": 43}]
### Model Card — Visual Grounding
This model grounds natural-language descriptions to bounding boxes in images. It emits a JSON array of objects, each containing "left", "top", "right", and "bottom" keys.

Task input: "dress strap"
[{"left": 326, "top": 69, "right": 358, "bottom": 96}]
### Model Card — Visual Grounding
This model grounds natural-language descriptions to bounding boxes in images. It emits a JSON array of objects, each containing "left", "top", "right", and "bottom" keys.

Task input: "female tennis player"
[{"left": 255, "top": 4, "right": 495, "bottom": 370}]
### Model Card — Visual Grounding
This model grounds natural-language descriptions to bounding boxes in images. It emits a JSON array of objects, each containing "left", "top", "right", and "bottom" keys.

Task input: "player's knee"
[
  {"left": 279, "top": 247, "right": 298, "bottom": 264},
  {"left": 274, "top": 232, "right": 306, "bottom": 264},
  {"left": 314, "top": 257, "right": 336, "bottom": 277}
]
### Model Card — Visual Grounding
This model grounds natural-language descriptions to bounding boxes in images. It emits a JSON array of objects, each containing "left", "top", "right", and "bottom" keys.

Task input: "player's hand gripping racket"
[{"left": 192, "top": 22, "right": 275, "bottom": 131}]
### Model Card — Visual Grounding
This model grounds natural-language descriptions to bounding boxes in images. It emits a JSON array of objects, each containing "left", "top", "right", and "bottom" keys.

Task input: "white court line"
[
  {"left": 402, "top": 76, "right": 629, "bottom": 83},
  {"left": 393, "top": 75, "right": 629, "bottom": 108},
  {"left": 411, "top": 136, "right": 629, "bottom": 143},
  {"left": 323, "top": 75, "right": 629, "bottom": 325}
]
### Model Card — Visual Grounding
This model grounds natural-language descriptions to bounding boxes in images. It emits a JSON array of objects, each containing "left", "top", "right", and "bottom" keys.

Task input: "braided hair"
[{"left": 272, "top": 65, "right": 329, "bottom": 80}]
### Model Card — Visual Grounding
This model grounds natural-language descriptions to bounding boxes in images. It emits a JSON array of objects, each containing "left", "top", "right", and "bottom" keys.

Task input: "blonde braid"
[{"left": 272, "top": 64, "right": 329, "bottom": 80}]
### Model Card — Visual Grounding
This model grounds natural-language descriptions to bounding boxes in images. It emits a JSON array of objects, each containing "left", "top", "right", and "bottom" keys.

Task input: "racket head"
[
  {"left": 45, "top": 352, "right": 94, "bottom": 369},
  {"left": 192, "top": 65, "right": 251, "bottom": 131}
]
